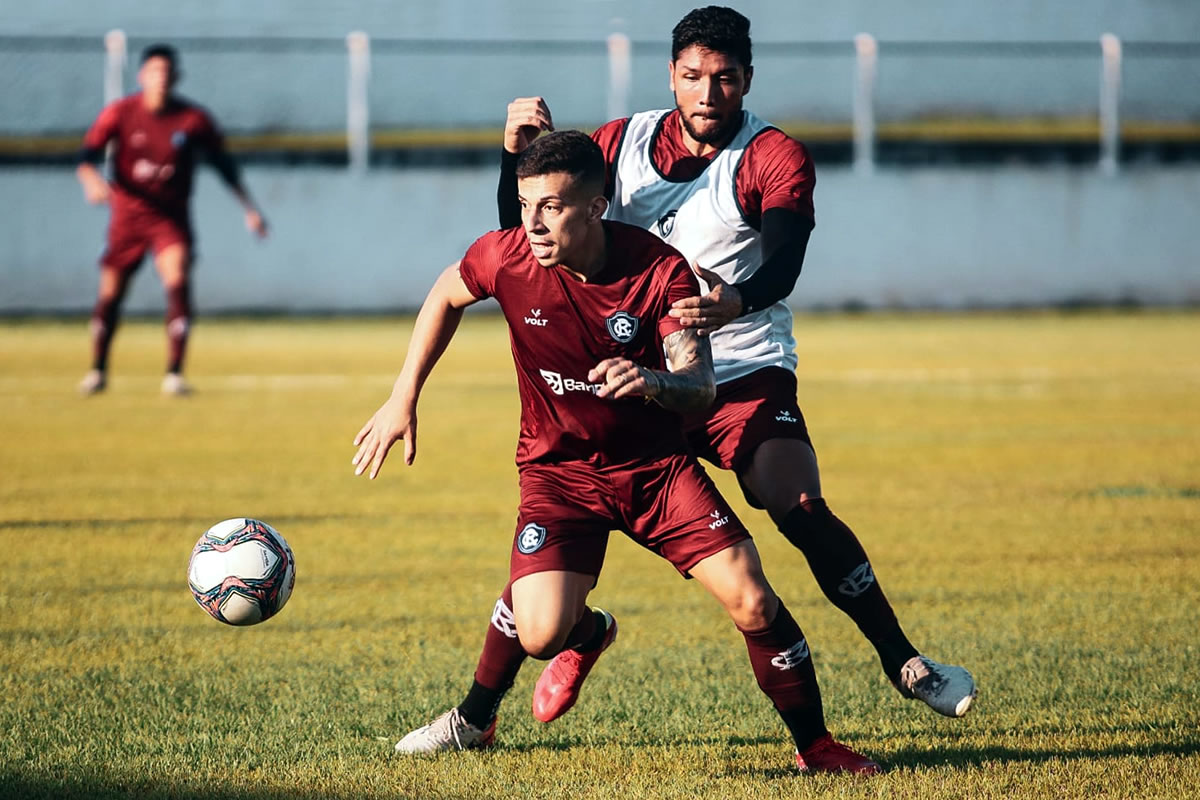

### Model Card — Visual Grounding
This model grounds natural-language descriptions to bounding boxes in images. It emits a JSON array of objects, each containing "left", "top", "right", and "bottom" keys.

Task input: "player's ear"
[
  {"left": 668, "top": 59, "right": 677, "bottom": 93},
  {"left": 588, "top": 195, "right": 608, "bottom": 222},
  {"left": 742, "top": 65, "right": 753, "bottom": 96}
]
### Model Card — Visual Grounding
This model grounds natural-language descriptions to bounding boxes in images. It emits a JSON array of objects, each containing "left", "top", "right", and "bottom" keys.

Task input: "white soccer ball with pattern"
[{"left": 187, "top": 518, "right": 296, "bottom": 626}]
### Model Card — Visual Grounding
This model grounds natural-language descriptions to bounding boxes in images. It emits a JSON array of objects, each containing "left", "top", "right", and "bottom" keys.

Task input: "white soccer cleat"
[
  {"left": 394, "top": 708, "right": 496, "bottom": 754},
  {"left": 161, "top": 373, "right": 192, "bottom": 396},
  {"left": 78, "top": 369, "right": 106, "bottom": 395},
  {"left": 896, "top": 655, "right": 977, "bottom": 717}
]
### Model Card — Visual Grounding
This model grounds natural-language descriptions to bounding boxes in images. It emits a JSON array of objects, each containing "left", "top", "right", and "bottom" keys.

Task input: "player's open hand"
[
  {"left": 351, "top": 397, "right": 417, "bottom": 479},
  {"left": 505, "top": 97, "right": 554, "bottom": 154},
  {"left": 669, "top": 264, "right": 743, "bottom": 335},
  {"left": 245, "top": 209, "right": 268, "bottom": 239},
  {"left": 82, "top": 178, "right": 111, "bottom": 206},
  {"left": 589, "top": 358, "right": 661, "bottom": 401}
]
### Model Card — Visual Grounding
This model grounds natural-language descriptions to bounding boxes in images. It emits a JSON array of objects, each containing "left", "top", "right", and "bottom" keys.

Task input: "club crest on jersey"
[
  {"left": 170, "top": 130, "right": 187, "bottom": 149},
  {"left": 656, "top": 209, "right": 678, "bottom": 238},
  {"left": 606, "top": 311, "right": 639, "bottom": 343},
  {"left": 517, "top": 522, "right": 547, "bottom": 554}
]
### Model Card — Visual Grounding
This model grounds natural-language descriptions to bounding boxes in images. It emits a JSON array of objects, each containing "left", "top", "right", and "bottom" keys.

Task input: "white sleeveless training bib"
[{"left": 606, "top": 109, "right": 798, "bottom": 384}]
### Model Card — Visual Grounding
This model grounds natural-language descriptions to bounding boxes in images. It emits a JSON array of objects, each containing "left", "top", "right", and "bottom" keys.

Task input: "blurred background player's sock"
[
  {"left": 739, "top": 601, "right": 828, "bottom": 750},
  {"left": 778, "top": 499, "right": 918, "bottom": 679},
  {"left": 165, "top": 283, "right": 191, "bottom": 374},
  {"left": 90, "top": 293, "right": 123, "bottom": 372}
]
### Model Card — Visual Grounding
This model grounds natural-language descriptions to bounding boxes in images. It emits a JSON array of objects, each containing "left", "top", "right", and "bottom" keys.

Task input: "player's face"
[
  {"left": 518, "top": 172, "right": 606, "bottom": 268},
  {"left": 669, "top": 45, "right": 753, "bottom": 147},
  {"left": 139, "top": 57, "right": 176, "bottom": 105}
]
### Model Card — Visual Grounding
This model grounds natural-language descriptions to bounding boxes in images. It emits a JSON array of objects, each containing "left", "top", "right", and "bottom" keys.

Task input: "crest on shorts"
[
  {"left": 517, "top": 522, "right": 547, "bottom": 554},
  {"left": 605, "top": 311, "right": 639, "bottom": 344}
]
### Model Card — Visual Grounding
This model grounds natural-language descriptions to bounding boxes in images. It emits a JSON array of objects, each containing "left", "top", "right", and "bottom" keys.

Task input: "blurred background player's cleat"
[
  {"left": 78, "top": 369, "right": 106, "bottom": 395},
  {"left": 394, "top": 708, "right": 495, "bottom": 754},
  {"left": 532, "top": 609, "right": 617, "bottom": 722},
  {"left": 896, "top": 655, "right": 977, "bottom": 717},
  {"left": 161, "top": 373, "right": 192, "bottom": 396},
  {"left": 795, "top": 734, "right": 882, "bottom": 775}
]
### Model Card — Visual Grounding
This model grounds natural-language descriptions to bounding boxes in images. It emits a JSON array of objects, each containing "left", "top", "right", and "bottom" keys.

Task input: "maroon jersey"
[
  {"left": 592, "top": 110, "right": 815, "bottom": 227},
  {"left": 458, "top": 222, "right": 701, "bottom": 467},
  {"left": 83, "top": 94, "right": 225, "bottom": 222}
]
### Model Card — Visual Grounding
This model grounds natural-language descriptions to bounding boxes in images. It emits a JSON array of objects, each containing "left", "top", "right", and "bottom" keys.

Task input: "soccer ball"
[{"left": 187, "top": 518, "right": 296, "bottom": 626}]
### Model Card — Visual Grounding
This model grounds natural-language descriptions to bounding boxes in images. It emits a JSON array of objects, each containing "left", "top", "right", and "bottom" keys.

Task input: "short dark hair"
[
  {"left": 515, "top": 131, "right": 605, "bottom": 196},
  {"left": 140, "top": 43, "right": 179, "bottom": 70},
  {"left": 671, "top": 6, "right": 752, "bottom": 69}
]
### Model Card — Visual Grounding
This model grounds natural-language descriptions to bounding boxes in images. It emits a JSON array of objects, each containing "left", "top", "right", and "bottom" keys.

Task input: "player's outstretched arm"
[
  {"left": 588, "top": 329, "right": 716, "bottom": 413},
  {"left": 207, "top": 148, "right": 268, "bottom": 238},
  {"left": 668, "top": 264, "right": 743, "bottom": 336},
  {"left": 352, "top": 262, "right": 479, "bottom": 479},
  {"left": 669, "top": 208, "right": 813, "bottom": 333}
]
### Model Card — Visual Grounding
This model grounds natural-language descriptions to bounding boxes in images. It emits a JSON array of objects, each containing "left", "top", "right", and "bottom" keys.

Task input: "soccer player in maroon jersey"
[
  {"left": 75, "top": 44, "right": 268, "bottom": 396},
  {"left": 494, "top": 6, "right": 977, "bottom": 738},
  {"left": 353, "top": 131, "right": 880, "bottom": 774}
]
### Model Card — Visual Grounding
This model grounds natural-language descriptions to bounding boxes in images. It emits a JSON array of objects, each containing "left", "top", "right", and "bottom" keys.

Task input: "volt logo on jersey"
[
  {"left": 708, "top": 509, "right": 730, "bottom": 529},
  {"left": 606, "top": 311, "right": 639, "bottom": 343},
  {"left": 770, "top": 638, "right": 811, "bottom": 670},
  {"left": 656, "top": 209, "right": 678, "bottom": 237},
  {"left": 776, "top": 409, "right": 798, "bottom": 423},
  {"left": 524, "top": 308, "right": 548, "bottom": 327},
  {"left": 838, "top": 561, "right": 876, "bottom": 598},
  {"left": 517, "top": 522, "right": 547, "bottom": 554}
]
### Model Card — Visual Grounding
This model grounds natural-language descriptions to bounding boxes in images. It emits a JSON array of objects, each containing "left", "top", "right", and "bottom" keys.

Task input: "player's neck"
[
  {"left": 675, "top": 114, "right": 733, "bottom": 158},
  {"left": 558, "top": 224, "right": 609, "bottom": 282},
  {"left": 140, "top": 92, "right": 170, "bottom": 113}
]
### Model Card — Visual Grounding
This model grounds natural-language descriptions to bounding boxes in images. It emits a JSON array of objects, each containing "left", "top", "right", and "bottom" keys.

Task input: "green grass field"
[{"left": 2, "top": 311, "right": 1198, "bottom": 799}]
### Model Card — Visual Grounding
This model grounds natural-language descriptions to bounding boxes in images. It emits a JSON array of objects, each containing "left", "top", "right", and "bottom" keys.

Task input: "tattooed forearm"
[{"left": 649, "top": 329, "right": 717, "bottom": 412}]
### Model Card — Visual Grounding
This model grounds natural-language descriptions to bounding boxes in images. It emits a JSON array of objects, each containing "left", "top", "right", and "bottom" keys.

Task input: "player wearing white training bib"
[
  {"left": 607, "top": 108, "right": 797, "bottom": 384},
  {"left": 492, "top": 6, "right": 977, "bottom": 775}
]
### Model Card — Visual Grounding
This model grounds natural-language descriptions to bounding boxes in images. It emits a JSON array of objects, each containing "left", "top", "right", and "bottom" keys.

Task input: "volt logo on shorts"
[
  {"left": 770, "top": 638, "right": 811, "bottom": 670},
  {"left": 776, "top": 409, "right": 798, "bottom": 423},
  {"left": 838, "top": 561, "right": 876, "bottom": 598},
  {"left": 606, "top": 311, "right": 639, "bottom": 343},
  {"left": 708, "top": 509, "right": 730, "bottom": 529},
  {"left": 539, "top": 369, "right": 601, "bottom": 397},
  {"left": 524, "top": 308, "right": 548, "bottom": 327},
  {"left": 517, "top": 522, "right": 548, "bottom": 554},
  {"left": 490, "top": 596, "right": 517, "bottom": 638}
]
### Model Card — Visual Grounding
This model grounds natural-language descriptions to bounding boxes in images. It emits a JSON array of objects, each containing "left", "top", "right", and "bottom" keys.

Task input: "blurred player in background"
[
  {"left": 494, "top": 6, "right": 977, "bottom": 726},
  {"left": 355, "top": 132, "right": 881, "bottom": 775},
  {"left": 75, "top": 43, "right": 267, "bottom": 396}
]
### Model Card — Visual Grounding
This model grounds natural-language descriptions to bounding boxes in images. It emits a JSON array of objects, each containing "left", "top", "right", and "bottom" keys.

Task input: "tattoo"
[{"left": 650, "top": 329, "right": 716, "bottom": 412}]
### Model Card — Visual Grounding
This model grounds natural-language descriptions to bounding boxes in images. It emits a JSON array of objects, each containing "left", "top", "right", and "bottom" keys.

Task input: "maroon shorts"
[
  {"left": 684, "top": 366, "right": 813, "bottom": 508},
  {"left": 509, "top": 453, "right": 750, "bottom": 583},
  {"left": 100, "top": 213, "right": 193, "bottom": 272}
]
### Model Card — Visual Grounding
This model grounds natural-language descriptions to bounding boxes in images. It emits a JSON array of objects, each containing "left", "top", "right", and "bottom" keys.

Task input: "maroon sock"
[
  {"left": 740, "top": 601, "right": 827, "bottom": 751},
  {"left": 779, "top": 499, "right": 917, "bottom": 678},
  {"left": 90, "top": 293, "right": 124, "bottom": 372},
  {"left": 165, "top": 282, "right": 191, "bottom": 374},
  {"left": 460, "top": 583, "right": 527, "bottom": 727}
]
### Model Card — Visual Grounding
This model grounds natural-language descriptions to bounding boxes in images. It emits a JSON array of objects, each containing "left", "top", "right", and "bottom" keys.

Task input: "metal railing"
[{"left": 2, "top": 31, "right": 1198, "bottom": 171}]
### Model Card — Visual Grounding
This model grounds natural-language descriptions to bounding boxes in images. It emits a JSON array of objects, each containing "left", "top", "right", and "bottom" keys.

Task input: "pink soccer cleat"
[{"left": 532, "top": 609, "right": 617, "bottom": 723}]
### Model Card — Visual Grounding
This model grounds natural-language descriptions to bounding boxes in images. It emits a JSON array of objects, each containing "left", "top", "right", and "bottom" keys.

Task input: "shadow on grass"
[
  {"left": 886, "top": 738, "right": 1200, "bottom": 771},
  {"left": 0, "top": 772, "right": 418, "bottom": 800}
]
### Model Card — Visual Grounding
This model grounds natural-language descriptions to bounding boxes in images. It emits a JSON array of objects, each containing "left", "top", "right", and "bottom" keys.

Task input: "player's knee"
[
  {"left": 726, "top": 581, "right": 779, "bottom": 631},
  {"left": 515, "top": 617, "right": 570, "bottom": 659}
]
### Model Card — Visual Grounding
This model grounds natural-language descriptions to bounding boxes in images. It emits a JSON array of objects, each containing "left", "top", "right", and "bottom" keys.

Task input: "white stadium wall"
[{"left": 3, "top": 165, "right": 1198, "bottom": 313}]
